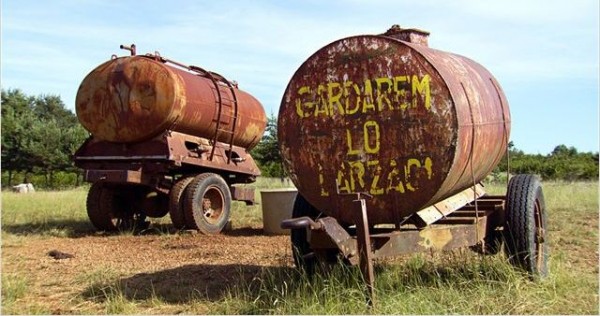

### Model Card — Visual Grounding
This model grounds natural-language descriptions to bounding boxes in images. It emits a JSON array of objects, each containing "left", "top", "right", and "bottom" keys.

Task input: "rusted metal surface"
[
  {"left": 414, "top": 184, "right": 486, "bottom": 227},
  {"left": 354, "top": 196, "right": 375, "bottom": 306},
  {"left": 74, "top": 130, "right": 262, "bottom": 195},
  {"left": 309, "top": 217, "right": 356, "bottom": 258},
  {"left": 76, "top": 52, "right": 266, "bottom": 150},
  {"left": 85, "top": 169, "right": 142, "bottom": 183},
  {"left": 74, "top": 45, "right": 267, "bottom": 233},
  {"left": 296, "top": 204, "right": 494, "bottom": 262},
  {"left": 384, "top": 24, "right": 430, "bottom": 46},
  {"left": 230, "top": 186, "right": 256, "bottom": 205},
  {"left": 278, "top": 26, "right": 510, "bottom": 225},
  {"left": 74, "top": 131, "right": 261, "bottom": 176},
  {"left": 370, "top": 218, "right": 488, "bottom": 258}
]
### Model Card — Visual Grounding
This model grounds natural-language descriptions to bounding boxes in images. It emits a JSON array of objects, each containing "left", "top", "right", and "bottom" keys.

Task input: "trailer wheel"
[
  {"left": 183, "top": 173, "right": 231, "bottom": 234},
  {"left": 169, "top": 177, "right": 194, "bottom": 229},
  {"left": 505, "top": 174, "right": 548, "bottom": 278},
  {"left": 87, "top": 182, "right": 136, "bottom": 231}
]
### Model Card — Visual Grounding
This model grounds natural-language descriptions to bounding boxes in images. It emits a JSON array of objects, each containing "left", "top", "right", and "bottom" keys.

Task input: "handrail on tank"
[
  {"left": 117, "top": 44, "right": 237, "bottom": 87},
  {"left": 117, "top": 44, "right": 241, "bottom": 163}
]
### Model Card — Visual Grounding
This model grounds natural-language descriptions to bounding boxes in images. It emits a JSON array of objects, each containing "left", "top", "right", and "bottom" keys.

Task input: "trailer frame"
[{"left": 282, "top": 175, "right": 548, "bottom": 306}]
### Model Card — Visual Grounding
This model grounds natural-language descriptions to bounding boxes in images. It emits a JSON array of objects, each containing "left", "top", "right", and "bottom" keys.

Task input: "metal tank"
[
  {"left": 278, "top": 25, "right": 511, "bottom": 225},
  {"left": 76, "top": 52, "right": 266, "bottom": 150},
  {"left": 73, "top": 45, "right": 267, "bottom": 235}
]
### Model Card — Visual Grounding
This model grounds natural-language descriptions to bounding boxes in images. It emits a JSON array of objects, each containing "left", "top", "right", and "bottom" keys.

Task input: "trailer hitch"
[
  {"left": 281, "top": 216, "right": 324, "bottom": 230},
  {"left": 281, "top": 193, "right": 375, "bottom": 307}
]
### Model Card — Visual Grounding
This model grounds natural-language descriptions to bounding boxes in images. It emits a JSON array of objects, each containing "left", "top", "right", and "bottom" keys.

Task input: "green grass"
[
  {"left": 0, "top": 177, "right": 296, "bottom": 235},
  {"left": 1, "top": 273, "right": 50, "bottom": 315},
  {"left": 1, "top": 274, "right": 29, "bottom": 309},
  {"left": 1, "top": 186, "right": 92, "bottom": 238},
  {"left": 77, "top": 267, "right": 137, "bottom": 314},
  {"left": 1, "top": 179, "right": 597, "bottom": 314},
  {"left": 215, "top": 179, "right": 599, "bottom": 314},
  {"left": 212, "top": 248, "right": 597, "bottom": 314}
]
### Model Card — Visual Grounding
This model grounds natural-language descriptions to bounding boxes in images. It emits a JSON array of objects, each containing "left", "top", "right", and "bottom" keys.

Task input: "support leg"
[{"left": 354, "top": 197, "right": 375, "bottom": 307}]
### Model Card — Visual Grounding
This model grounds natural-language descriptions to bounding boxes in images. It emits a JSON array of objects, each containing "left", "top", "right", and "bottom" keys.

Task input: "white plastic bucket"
[{"left": 260, "top": 188, "right": 298, "bottom": 235}]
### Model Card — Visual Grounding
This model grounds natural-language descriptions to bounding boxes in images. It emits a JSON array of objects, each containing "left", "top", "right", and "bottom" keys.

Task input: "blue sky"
[{"left": 2, "top": 0, "right": 598, "bottom": 154}]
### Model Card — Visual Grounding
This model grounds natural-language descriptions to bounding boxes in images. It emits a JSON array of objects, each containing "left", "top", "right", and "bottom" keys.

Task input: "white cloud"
[{"left": 2, "top": 0, "right": 598, "bottom": 152}]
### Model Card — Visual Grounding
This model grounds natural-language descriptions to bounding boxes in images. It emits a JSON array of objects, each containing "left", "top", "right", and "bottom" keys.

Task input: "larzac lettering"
[
  {"left": 295, "top": 74, "right": 431, "bottom": 118},
  {"left": 319, "top": 157, "right": 434, "bottom": 196},
  {"left": 333, "top": 119, "right": 434, "bottom": 195}
]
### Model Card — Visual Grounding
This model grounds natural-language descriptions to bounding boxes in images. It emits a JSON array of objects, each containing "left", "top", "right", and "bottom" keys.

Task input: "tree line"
[
  {"left": 1, "top": 89, "right": 598, "bottom": 189},
  {"left": 492, "top": 142, "right": 599, "bottom": 181},
  {"left": 1, "top": 89, "right": 88, "bottom": 188},
  {"left": 251, "top": 116, "right": 599, "bottom": 182}
]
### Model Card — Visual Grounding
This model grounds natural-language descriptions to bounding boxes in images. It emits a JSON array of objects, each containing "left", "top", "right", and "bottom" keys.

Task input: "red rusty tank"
[
  {"left": 278, "top": 26, "right": 511, "bottom": 225},
  {"left": 76, "top": 53, "right": 266, "bottom": 150}
]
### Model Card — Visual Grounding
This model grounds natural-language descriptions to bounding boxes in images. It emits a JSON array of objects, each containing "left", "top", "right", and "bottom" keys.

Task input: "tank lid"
[{"left": 382, "top": 24, "right": 430, "bottom": 47}]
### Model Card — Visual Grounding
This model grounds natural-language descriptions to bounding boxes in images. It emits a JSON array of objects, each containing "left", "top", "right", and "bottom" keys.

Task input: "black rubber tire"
[
  {"left": 169, "top": 177, "right": 194, "bottom": 229},
  {"left": 290, "top": 194, "right": 322, "bottom": 274},
  {"left": 86, "top": 182, "right": 134, "bottom": 231},
  {"left": 87, "top": 182, "right": 110, "bottom": 230},
  {"left": 183, "top": 173, "right": 231, "bottom": 235},
  {"left": 505, "top": 174, "right": 549, "bottom": 278},
  {"left": 139, "top": 190, "right": 169, "bottom": 218}
]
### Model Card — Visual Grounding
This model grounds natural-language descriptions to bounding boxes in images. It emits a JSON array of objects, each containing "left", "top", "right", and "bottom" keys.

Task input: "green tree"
[
  {"left": 21, "top": 119, "right": 78, "bottom": 186},
  {"left": 493, "top": 142, "right": 598, "bottom": 181},
  {"left": 251, "top": 114, "right": 285, "bottom": 178},
  {"left": 1, "top": 89, "right": 36, "bottom": 185},
  {"left": 33, "top": 94, "right": 78, "bottom": 127},
  {"left": 551, "top": 144, "right": 578, "bottom": 158},
  {"left": 1, "top": 89, "right": 88, "bottom": 188}
]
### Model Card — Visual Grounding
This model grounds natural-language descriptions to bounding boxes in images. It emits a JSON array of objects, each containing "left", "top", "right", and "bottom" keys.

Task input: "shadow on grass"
[
  {"left": 1, "top": 219, "right": 97, "bottom": 238},
  {"left": 81, "top": 263, "right": 298, "bottom": 304},
  {"left": 222, "top": 227, "right": 264, "bottom": 236},
  {"left": 79, "top": 254, "right": 522, "bottom": 314},
  {"left": 2, "top": 220, "right": 270, "bottom": 239},
  {"left": 138, "top": 224, "right": 268, "bottom": 238}
]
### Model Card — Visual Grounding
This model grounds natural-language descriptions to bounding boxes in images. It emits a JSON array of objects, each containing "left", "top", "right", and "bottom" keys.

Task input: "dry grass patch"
[{"left": 1, "top": 180, "right": 597, "bottom": 314}]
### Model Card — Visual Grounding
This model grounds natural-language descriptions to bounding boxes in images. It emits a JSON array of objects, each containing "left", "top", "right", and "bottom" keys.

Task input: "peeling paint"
[
  {"left": 278, "top": 30, "right": 510, "bottom": 225},
  {"left": 76, "top": 55, "right": 266, "bottom": 150},
  {"left": 419, "top": 228, "right": 453, "bottom": 250}
]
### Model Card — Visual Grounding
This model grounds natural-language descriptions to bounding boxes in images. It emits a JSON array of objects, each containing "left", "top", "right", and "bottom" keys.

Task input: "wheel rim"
[
  {"left": 533, "top": 198, "right": 546, "bottom": 272},
  {"left": 201, "top": 186, "right": 225, "bottom": 224}
]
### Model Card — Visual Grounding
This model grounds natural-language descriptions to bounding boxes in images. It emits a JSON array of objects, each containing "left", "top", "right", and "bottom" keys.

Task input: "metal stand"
[{"left": 354, "top": 194, "right": 375, "bottom": 307}]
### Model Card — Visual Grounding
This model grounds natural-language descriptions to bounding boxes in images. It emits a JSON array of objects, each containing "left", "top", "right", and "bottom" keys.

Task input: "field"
[{"left": 1, "top": 179, "right": 598, "bottom": 314}]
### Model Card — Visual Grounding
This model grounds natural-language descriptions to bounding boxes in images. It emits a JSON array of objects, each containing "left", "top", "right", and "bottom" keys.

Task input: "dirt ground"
[
  {"left": 3, "top": 218, "right": 599, "bottom": 314},
  {"left": 1, "top": 227, "right": 293, "bottom": 314}
]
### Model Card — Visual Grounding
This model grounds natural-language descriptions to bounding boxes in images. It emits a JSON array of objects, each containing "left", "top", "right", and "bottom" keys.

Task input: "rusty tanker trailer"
[
  {"left": 279, "top": 26, "right": 548, "bottom": 297},
  {"left": 74, "top": 45, "right": 266, "bottom": 234}
]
